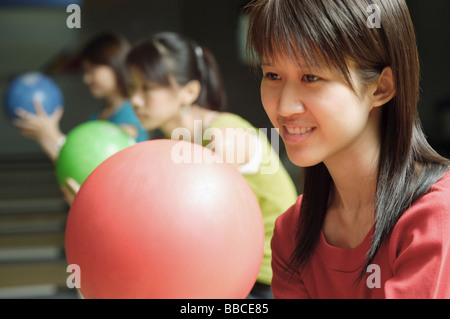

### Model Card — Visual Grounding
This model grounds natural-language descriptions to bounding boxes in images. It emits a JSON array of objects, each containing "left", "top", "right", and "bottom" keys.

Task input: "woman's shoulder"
[
  {"left": 110, "top": 101, "right": 142, "bottom": 125},
  {"left": 413, "top": 169, "right": 450, "bottom": 213},
  {"left": 428, "top": 169, "right": 450, "bottom": 194},
  {"left": 113, "top": 100, "right": 135, "bottom": 117},
  {"left": 391, "top": 170, "right": 450, "bottom": 242}
]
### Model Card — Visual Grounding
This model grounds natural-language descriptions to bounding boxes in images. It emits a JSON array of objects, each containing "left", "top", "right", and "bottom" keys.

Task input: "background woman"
[
  {"left": 126, "top": 32, "right": 298, "bottom": 298},
  {"left": 13, "top": 32, "right": 148, "bottom": 162}
]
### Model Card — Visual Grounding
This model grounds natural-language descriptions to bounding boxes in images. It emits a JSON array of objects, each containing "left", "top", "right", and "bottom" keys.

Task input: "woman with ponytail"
[{"left": 126, "top": 32, "right": 298, "bottom": 298}]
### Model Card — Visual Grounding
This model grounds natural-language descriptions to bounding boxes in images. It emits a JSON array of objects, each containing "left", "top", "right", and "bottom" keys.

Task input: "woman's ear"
[
  {"left": 180, "top": 80, "right": 201, "bottom": 106},
  {"left": 371, "top": 67, "right": 396, "bottom": 108}
]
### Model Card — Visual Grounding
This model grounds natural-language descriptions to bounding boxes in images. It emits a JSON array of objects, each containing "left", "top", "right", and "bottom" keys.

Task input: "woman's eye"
[
  {"left": 264, "top": 72, "right": 281, "bottom": 81},
  {"left": 302, "top": 74, "right": 321, "bottom": 83}
]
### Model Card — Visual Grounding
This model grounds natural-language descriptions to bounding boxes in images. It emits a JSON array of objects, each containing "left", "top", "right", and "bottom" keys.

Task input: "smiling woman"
[
  {"left": 259, "top": 57, "right": 387, "bottom": 169},
  {"left": 246, "top": 0, "right": 450, "bottom": 299}
]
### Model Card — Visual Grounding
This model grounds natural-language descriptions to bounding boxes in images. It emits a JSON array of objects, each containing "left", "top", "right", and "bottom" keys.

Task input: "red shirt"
[{"left": 271, "top": 171, "right": 450, "bottom": 299}]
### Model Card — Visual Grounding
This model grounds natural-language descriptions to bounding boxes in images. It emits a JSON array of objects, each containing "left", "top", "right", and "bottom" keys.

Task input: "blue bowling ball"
[{"left": 4, "top": 72, "right": 64, "bottom": 120}]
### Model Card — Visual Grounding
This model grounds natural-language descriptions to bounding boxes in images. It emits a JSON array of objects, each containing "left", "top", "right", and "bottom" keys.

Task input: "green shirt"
[{"left": 203, "top": 113, "right": 298, "bottom": 285}]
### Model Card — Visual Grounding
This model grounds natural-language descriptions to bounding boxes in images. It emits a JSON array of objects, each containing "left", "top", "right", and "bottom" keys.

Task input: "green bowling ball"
[{"left": 56, "top": 120, "right": 136, "bottom": 188}]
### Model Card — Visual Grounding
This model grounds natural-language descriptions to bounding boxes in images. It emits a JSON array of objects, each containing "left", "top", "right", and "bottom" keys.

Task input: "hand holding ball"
[{"left": 4, "top": 72, "right": 63, "bottom": 120}]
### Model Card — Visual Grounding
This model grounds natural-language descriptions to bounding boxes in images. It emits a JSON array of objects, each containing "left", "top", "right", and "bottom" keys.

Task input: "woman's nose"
[{"left": 277, "top": 81, "right": 306, "bottom": 117}]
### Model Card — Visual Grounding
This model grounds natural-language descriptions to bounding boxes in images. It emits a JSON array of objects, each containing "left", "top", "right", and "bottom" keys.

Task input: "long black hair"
[
  {"left": 126, "top": 32, "right": 226, "bottom": 111},
  {"left": 246, "top": 0, "right": 450, "bottom": 281}
]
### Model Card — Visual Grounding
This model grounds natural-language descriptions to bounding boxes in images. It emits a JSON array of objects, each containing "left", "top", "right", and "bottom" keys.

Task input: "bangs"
[
  {"left": 246, "top": 0, "right": 373, "bottom": 86},
  {"left": 126, "top": 40, "right": 172, "bottom": 87}
]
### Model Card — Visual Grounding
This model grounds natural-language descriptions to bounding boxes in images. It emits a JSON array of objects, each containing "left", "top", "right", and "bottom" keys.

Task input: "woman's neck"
[
  {"left": 325, "top": 109, "right": 381, "bottom": 223},
  {"left": 105, "top": 91, "right": 126, "bottom": 111},
  {"left": 328, "top": 159, "right": 378, "bottom": 221}
]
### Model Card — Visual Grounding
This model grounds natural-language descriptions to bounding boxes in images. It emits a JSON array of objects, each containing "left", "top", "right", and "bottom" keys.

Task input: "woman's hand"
[
  {"left": 60, "top": 177, "right": 81, "bottom": 206},
  {"left": 12, "top": 100, "right": 65, "bottom": 162}
]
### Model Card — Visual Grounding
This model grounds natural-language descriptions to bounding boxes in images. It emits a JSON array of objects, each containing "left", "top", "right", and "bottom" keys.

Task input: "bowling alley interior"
[{"left": 0, "top": 0, "right": 449, "bottom": 299}]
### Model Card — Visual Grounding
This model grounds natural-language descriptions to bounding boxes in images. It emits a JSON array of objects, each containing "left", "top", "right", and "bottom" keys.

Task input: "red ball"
[{"left": 65, "top": 139, "right": 264, "bottom": 298}]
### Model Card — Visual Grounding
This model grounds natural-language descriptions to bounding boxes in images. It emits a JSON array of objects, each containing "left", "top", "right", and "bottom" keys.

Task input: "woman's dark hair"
[
  {"left": 126, "top": 32, "right": 226, "bottom": 111},
  {"left": 80, "top": 32, "right": 131, "bottom": 98},
  {"left": 246, "top": 0, "right": 450, "bottom": 281}
]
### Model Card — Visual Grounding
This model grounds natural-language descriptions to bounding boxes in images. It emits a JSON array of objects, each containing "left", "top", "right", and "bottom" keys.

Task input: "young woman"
[
  {"left": 246, "top": 0, "right": 450, "bottom": 298},
  {"left": 13, "top": 32, "right": 148, "bottom": 162},
  {"left": 125, "top": 32, "right": 298, "bottom": 298}
]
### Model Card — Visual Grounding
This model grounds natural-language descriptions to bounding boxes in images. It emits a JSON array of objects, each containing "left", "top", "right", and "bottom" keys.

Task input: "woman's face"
[
  {"left": 128, "top": 66, "right": 183, "bottom": 130},
  {"left": 260, "top": 53, "right": 378, "bottom": 168},
  {"left": 82, "top": 60, "right": 118, "bottom": 99}
]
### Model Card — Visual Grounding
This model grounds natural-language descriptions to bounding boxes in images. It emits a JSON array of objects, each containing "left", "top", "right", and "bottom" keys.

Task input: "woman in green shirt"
[{"left": 126, "top": 32, "right": 298, "bottom": 298}]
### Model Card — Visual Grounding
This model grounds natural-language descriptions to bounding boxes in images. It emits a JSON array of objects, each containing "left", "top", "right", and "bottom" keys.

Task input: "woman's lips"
[
  {"left": 282, "top": 125, "right": 315, "bottom": 144},
  {"left": 285, "top": 126, "right": 313, "bottom": 135}
]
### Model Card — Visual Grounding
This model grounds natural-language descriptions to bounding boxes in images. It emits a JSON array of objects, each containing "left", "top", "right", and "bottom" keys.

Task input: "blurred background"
[{"left": 0, "top": 0, "right": 449, "bottom": 298}]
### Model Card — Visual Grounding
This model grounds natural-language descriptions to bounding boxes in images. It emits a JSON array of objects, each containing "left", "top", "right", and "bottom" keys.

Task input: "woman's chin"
[{"left": 285, "top": 149, "right": 321, "bottom": 168}]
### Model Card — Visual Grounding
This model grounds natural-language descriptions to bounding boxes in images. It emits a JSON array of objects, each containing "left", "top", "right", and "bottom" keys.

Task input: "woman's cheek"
[{"left": 261, "top": 88, "right": 279, "bottom": 126}]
